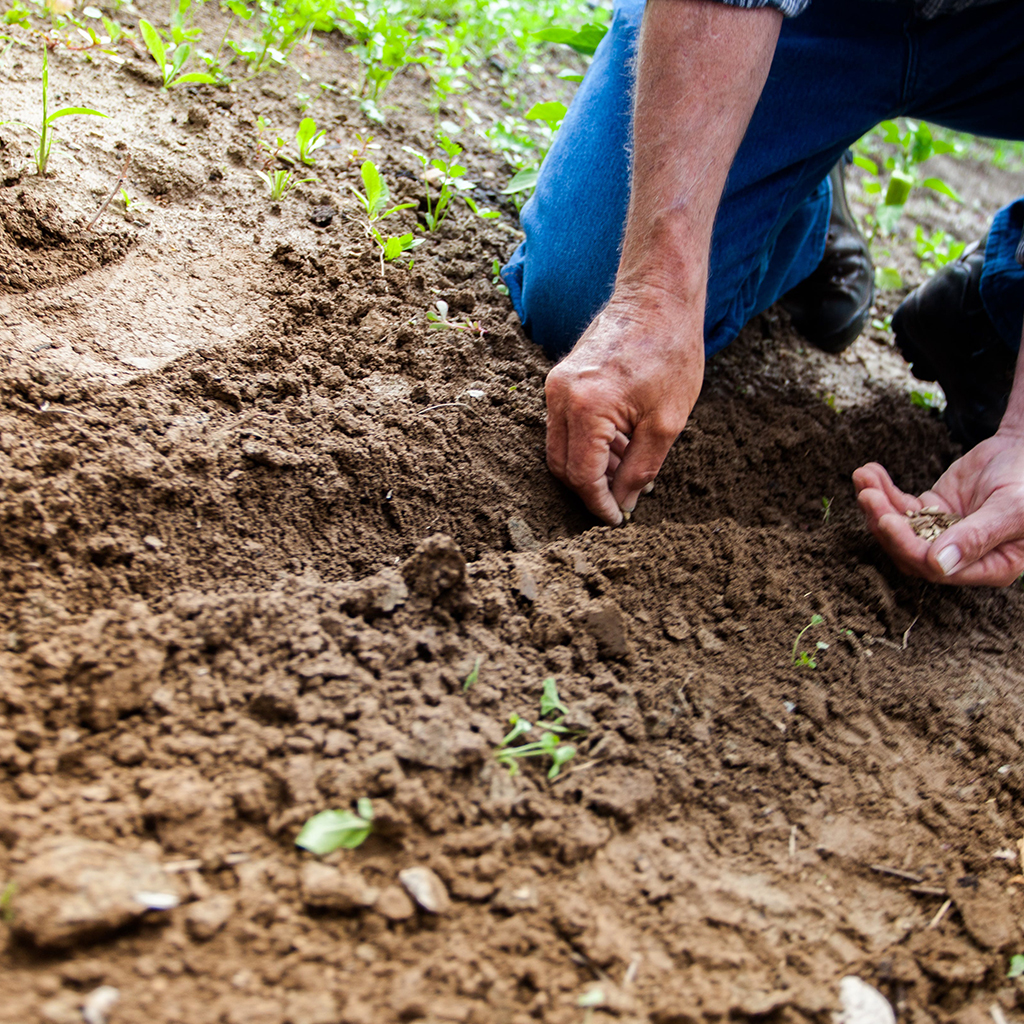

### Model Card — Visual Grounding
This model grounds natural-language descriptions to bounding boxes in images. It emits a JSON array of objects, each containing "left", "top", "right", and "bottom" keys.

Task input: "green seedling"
[
  {"left": 0, "top": 880, "right": 15, "bottom": 923},
  {"left": 540, "top": 676, "right": 568, "bottom": 718},
  {"left": 349, "top": 159, "right": 422, "bottom": 272},
  {"left": 874, "top": 265, "right": 903, "bottom": 292},
  {"left": 854, "top": 119, "right": 961, "bottom": 237},
  {"left": 534, "top": 21, "right": 608, "bottom": 56},
  {"left": 494, "top": 679, "right": 580, "bottom": 779},
  {"left": 491, "top": 258, "right": 509, "bottom": 295},
  {"left": 295, "top": 798, "right": 374, "bottom": 854},
  {"left": 913, "top": 225, "right": 966, "bottom": 276},
  {"left": 295, "top": 116, "right": 326, "bottom": 166},
  {"left": 139, "top": 19, "right": 215, "bottom": 89},
  {"left": 119, "top": 187, "right": 133, "bottom": 212},
  {"left": 29, "top": 45, "right": 108, "bottom": 175},
  {"left": 791, "top": 613, "right": 825, "bottom": 669},
  {"left": 463, "top": 655, "right": 482, "bottom": 690},
  {"left": 1008, "top": 954, "right": 1024, "bottom": 979},
  {"left": 256, "top": 167, "right": 315, "bottom": 201},
  {"left": 821, "top": 496, "right": 833, "bottom": 524},
  {"left": 405, "top": 131, "right": 498, "bottom": 230},
  {"left": 910, "top": 388, "right": 943, "bottom": 411},
  {"left": 214, "top": 0, "right": 253, "bottom": 63},
  {"left": 169, "top": 0, "right": 202, "bottom": 45},
  {"left": 426, "top": 300, "right": 485, "bottom": 336}
]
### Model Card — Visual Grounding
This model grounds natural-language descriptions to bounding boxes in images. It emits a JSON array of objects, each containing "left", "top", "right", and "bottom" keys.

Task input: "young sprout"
[
  {"left": 138, "top": 19, "right": 216, "bottom": 89},
  {"left": 791, "top": 613, "right": 825, "bottom": 668},
  {"left": 29, "top": 45, "right": 108, "bottom": 175},
  {"left": 463, "top": 655, "right": 482, "bottom": 690},
  {"left": 348, "top": 160, "right": 422, "bottom": 272},
  {"left": 295, "top": 798, "right": 374, "bottom": 855},
  {"left": 295, "top": 117, "right": 326, "bottom": 166},
  {"left": 256, "top": 167, "right": 316, "bottom": 201}
]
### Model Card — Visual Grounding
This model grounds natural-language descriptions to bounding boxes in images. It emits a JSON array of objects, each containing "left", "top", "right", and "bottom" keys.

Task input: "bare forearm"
[{"left": 618, "top": 0, "right": 781, "bottom": 305}]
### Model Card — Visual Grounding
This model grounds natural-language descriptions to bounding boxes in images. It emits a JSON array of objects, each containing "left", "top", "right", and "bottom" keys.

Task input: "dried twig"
[
  {"left": 418, "top": 402, "right": 473, "bottom": 415},
  {"left": 871, "top": 864, "right": 924, "bottom": 883},
  {"left": 928, "top": 898, "right": 952, "bottom": 929},
  {"left": 83, "top": 152, "right": 131, "bottom": 233}
]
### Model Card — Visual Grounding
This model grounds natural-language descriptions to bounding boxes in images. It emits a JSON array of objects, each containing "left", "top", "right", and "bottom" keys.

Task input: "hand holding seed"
[
  {"left": 545, "top": 289, "right": 705, "bottom": 525},
  {"left": 854, "top": 430, "right": 1024, "bottom": 586}
]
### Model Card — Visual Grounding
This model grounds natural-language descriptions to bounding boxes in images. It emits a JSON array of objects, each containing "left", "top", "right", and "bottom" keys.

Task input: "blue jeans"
[{"left": 503, "top": 0, "right": 1024, "bottom": 361}]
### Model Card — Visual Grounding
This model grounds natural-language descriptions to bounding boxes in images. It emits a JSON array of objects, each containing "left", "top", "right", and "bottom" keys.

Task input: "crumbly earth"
[{"left": 2, "top": 11, "right": 1024, "bottom": 1024}]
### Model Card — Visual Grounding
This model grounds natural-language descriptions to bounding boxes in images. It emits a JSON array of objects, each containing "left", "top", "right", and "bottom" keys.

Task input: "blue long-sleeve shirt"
[{"left": 720, "top": 0, "right": 1001, "bottom": 17}]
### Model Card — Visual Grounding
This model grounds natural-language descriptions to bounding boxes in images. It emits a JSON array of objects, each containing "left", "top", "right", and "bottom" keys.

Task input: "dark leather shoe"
[
  {"left": 892, "top": 237, "right": 1015, "bottom": 450},
  {"left": 781, "top": 161, "right": 875, "bottom": 354}
]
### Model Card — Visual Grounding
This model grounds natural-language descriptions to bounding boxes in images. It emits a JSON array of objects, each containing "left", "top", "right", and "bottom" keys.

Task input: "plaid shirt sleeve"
[{"left": 711, "top": 0, "right": 811, "bottom": 14}]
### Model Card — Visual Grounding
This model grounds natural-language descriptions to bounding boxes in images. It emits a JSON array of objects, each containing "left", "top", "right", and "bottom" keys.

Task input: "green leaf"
[
  {"left": 139, "top": 19, "right": 166, "bottom": 74},
  {"left": 921, "top": 177, "right": 960, "bottom": 202},
  {"left": 852, "top": 154, "right": 878, "bottom": 175},
  {"left": 360, "top": 160, "right": 387, "bottom": 217},
  {"left": 169, "top": 72, "right": 216, "bottom": 86},
  {"left": 547, "top": 744, "right": 576, "bottom": 780},
  {"left": 295, "top": 808, "right": 373, "bottom": 854},
  {"left": 534, "top": 22, "right": 608, "bottom": 56},
  {"left": 223, "top": 0, "right": 253, "bottom": 18},
  {"left": 1007, "top": 955, "right": 1024, "bottom": 979},
  {"left": 557, "top": 70, "right": 584, "bottom": 83},
  {"left": 501, "top": 167, "right": 539, "bottom": 195},
  {"left": 463, "top": 656, "right": 481, "bottom": 690},
  {"left": 171, "top": 41, "right": 190, "bottom": 78},
  {"left": 45, "top": 107, "right": 108, "bottom": 125},
  {"left": 540, "top": 677, "right": 568, "bottom": 718},
  {"left": 874, "top": 266, "right": 904, "bottom": 292},
  {"left": 525, "top": 101, "right": 567, "bottom": 130}
]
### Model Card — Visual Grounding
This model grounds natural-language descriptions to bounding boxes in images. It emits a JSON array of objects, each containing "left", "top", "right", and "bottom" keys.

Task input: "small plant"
[
  {"left": 404, "top": 131, "right": 498, "bottom": 230},
  {"left": 256, "top": 166, "right": 316, "bottom": 201},
  {"left": 495, "top": 678, "right": 579, "bottom": 780},
  {"left": 349, "top": 159, "right": 421, "bottom": 272},
  {"left": 854, "top": 120, "right": 961, "bottom": 236},
  {"left": 821, "top": 496, "right": 833, "bottom": 524},
  {"left": 1008, "top": 955, "right": 1024, "bottom": 979},
  {"left": 30, "top": 45, "right": 108, "bottom": 175},
  {"left": 426, "top": 300, "right": 485, "bottom": 336},
  {"left": 791, "top": 613, "right": 826, "bottom": 669},
  {"left": 0, "top": 881, "right": 15, "bottom": 923},
  {"left": 295, "top": 116, "right": 326, "bottom": 166},
  {"left": 295, "top": 798, "right": 374, "bottom": 854},
  {"left": 913, "top": 226, "right": 966, "bottom": 276},
  {"left": 463, "top": 655, "right": 482, "bottom": 690},
  {"left": 491, "top": 258, "right": 509, "bottom": 296},
  {"left": 910, "top": 388, "right": 944, "bottom": 411},
  {"left": 139, "top": 18, "right": 215, "bottom": 89}
]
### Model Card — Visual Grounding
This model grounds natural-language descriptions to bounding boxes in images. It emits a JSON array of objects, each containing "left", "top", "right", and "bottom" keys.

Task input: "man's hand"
[
  {"left": 546, "top": 288, "right": 704, "bottom": 525},
  {"left": 854, "top": 430, "right": 1024, "bottom": 586},
  {"left": 541, "top": 0, "right": 781, "bottom": 526}
]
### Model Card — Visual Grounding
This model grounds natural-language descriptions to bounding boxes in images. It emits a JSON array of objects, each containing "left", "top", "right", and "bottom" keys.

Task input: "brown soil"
[{"left": 2, "top": 13, "right": 1024, "bottom": 1024}]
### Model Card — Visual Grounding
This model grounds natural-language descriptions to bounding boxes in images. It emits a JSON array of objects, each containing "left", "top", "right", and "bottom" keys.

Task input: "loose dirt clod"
[{"left": 7, "top": 839, "right": 178, "bottom": 948}]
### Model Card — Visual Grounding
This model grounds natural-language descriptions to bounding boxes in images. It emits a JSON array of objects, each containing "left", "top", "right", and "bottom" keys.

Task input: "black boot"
[
  {"left": 780, "top": 160, "right": 875, "bottom": 354},
  {"left": 892, "top": 237, "right": 1016, "bottom": 450}
]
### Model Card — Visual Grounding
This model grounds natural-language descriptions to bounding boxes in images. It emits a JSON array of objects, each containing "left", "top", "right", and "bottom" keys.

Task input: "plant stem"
[{"left": 83, "top": 152, "right": 132, "bottom": 232}]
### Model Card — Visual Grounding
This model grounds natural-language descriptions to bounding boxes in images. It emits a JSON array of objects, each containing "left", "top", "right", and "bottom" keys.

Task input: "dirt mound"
[
  {"left": 2, "top": 9, "right": 1024, "bottom": 1024},
  {"left": 0, "top": 190, "right": 134, "bottom": 292}
]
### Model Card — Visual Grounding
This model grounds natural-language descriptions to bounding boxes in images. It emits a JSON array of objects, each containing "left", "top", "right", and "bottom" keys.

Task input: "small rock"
[
  {"left": 82, "top": 985, "right": 120, "bottom": 1024},
  {"left": 490, "top": 882, "right": 538, "bottom": 914},
  {"left": 142, "top": 534, "right": 164, "bottom": 550},
  {"left": 398, "top": 866, "right": 451, "bottom": 914},
  {"left": 185, "top": 105, "right": 210, "bottom": 130},
  {"left": 374, "top": 884, "right": 415, "bottom": 921},
  {"left": 401, "top": 534, "right": 466, "bottom": 599},
  {"left": 184, "top": 894, "right": 235, "bottom": 941},
  {"left": 300, "top": 862, "right": 378, "bottom": 912},
  {"left": 695, "top": 626, "right": 726, "bottom": 654},
  {"left": 507, "top": 518, "right": 540, "bottom": 552},
  {"left": 8, "top": 838, "right": 179, "bottom": 948},
  {"left": 309, "top": 205, "right": 335, "bottom": 228},
  {"left": 833, "top": 977, "right": 895, "bottom": 1024}
]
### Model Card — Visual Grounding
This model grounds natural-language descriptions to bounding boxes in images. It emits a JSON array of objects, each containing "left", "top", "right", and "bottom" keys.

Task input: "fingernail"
[
  {"left": 936, "top": 544, "right": 961, "bottom": 576},
  {"left": 641, "top": 482, "right": 654, "bottom": 495},
  {"left": 619, "top": 502, "right": 636, "bottom": 516}
]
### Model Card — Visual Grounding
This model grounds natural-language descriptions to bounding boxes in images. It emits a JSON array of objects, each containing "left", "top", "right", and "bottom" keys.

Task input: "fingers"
[
  {"left": 853, "top": 463, "right": 925, "bottom": 516},
  {"left": 611, "top": 415, "right": 678, "bottom": 512},
  {"left": 928, "top": 493, "right": 1024, "bottom": 585}
]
